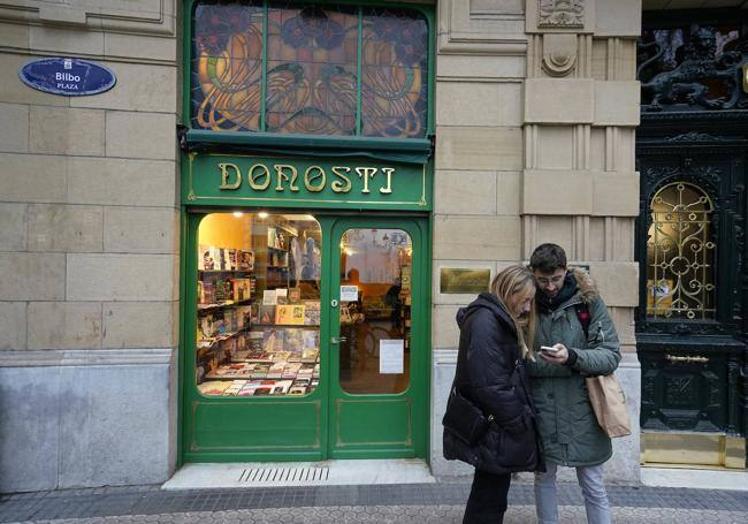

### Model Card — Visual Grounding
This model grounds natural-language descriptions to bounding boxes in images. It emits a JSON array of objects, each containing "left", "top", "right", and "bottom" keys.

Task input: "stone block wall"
[
  {"left": 0, "top": 0, "right": 179, "bottom": 492},
  {"left": 431, "top": 0, "right": 642, "bottom": 483}
]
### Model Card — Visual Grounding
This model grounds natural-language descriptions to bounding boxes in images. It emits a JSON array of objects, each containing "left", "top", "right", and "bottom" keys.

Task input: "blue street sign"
[{"left": 19, "top": 57, "right": 116, "bottom": 96}]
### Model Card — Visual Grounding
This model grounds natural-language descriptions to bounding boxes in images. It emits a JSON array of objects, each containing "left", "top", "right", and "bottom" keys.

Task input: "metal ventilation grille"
[{"left": 237, "top": 466, "right": 329, "bottom": 484}]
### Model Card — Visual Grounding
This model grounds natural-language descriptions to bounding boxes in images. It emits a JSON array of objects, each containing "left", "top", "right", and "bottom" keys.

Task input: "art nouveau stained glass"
[
  {"left": 192, "top": 2, "right": 264, "bottom": 131},
  {"left": 360, "top": 8, "right": 428, "bottom": 138},
  {"left": 265, "top": 5, "right": 358, "bottom": 135},
  {"left": 191, "top": 2, "right": 429, "bottom": 138},
  {"left": 646, "top": 182, "right": 716, "bottom": 320}
]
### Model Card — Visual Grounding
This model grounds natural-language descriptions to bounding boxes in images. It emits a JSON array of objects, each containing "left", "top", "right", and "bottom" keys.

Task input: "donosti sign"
[
  {"left": 183, "top": 153, "right": 431, "bottom": 211},
  {"left": 217, "top": 162, "right": 396, "bottom": 195}
]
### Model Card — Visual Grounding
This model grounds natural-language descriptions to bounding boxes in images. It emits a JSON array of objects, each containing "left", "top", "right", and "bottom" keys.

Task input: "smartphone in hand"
[{"left": 540, "top": 345, "right": 560, "bottom": 354}]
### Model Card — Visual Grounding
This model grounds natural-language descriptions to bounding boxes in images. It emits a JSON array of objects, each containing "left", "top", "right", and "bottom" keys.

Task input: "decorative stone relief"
[
  {"left": 538, "top": 0, "right": 584, "bottom": 29},
  {"left": 541, "top": 33, "right": 577, "bottom": 77}
]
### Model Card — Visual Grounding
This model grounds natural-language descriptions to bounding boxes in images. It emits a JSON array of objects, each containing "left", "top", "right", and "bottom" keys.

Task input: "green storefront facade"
[{"left": 177, "top": 0, "right": 436, "bottom": 464}]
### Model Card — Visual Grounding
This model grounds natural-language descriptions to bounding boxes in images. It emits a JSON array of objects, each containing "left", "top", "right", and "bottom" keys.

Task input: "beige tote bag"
[{"left": 586, "top": 373, "right": 632, "bottom": 438}]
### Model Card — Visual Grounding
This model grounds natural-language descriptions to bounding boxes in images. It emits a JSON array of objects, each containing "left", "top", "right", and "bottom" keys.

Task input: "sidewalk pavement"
[{"left": 1, "top": 480, "right": 747, "bottom": 523}]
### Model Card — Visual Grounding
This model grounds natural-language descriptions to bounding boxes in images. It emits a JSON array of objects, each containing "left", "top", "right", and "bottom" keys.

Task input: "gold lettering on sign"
[
  {"left": 379, "top": 167, "right": 394, "bottom": 194},
  {"left": 212, "top": 161, "right": 398, "bottom": 196},
  {"left": 274, "top": 164, "right": 299, "bottom": 192},
  {"left": 218, "top": 163, "right": 241, "bottom": 190},
  {"left": 331, "top": 166, "right": 352, "bottom": 193},
  {"left": 355, "top": 167, "right": 377, "bottom": 194},
  {"left": 247, "top": 163, "right": 271, "bottom": 190},
  {"left": 304, "top": 166, "right": 326, "bottom": 192}
]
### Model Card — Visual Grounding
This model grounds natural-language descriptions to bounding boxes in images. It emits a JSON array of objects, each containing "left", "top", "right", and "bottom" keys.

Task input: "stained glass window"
[{"left": 191, "top": 2, "right": 430, "bottom": 138}]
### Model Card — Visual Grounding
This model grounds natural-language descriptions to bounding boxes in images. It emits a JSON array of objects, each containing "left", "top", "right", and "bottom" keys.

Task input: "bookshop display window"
[
  {"left": 196, "top": 212, "right": 322, "bottom": 398},
  {"left": 338, "top": 228, "right": 412, "bottom": 395}
]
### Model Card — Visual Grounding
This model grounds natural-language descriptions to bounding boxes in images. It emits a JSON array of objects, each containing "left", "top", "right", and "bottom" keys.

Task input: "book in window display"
[
  {"left": 303, "top": 301, "right": 320, "bottom": 325},
  {"left": 231, "top": 278, "right": 252, "bottom": 302},
  {"left": 237, "top": 250, "right": 254, "bottom": 271},
  {"left": 262, "top": 327, "right": 284, "bottom": 353},
  {"left": 275, "top": 304, "right": 305, "bottom": 325},
  {"left": 258, "top": 305, "right": 276, "bottom": 324}
]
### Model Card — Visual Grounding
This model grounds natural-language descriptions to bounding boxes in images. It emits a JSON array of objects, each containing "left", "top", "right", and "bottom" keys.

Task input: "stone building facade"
[{"left": 1, "top": 0, "right": 646, "bottom": 492}]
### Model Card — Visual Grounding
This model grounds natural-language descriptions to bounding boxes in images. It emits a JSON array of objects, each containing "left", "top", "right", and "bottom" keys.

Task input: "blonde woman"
[{"left": 443, "top": 264, "right": 543, "bottom": 523}]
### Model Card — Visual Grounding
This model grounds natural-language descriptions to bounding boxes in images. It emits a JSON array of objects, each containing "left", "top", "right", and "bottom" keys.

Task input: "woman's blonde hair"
[{"left": 490, "top": 264, "right": 537, "bottom": 360}]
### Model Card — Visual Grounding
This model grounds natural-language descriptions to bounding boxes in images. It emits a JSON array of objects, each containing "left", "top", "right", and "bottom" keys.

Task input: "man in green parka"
[{"left": 527, "top": 243, "right": 621, "bottom": 524}]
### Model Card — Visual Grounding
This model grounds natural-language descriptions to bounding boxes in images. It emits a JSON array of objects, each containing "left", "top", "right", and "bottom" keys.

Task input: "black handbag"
[{"left": 442, "top": 386, "right": 493, "bottom": 445}]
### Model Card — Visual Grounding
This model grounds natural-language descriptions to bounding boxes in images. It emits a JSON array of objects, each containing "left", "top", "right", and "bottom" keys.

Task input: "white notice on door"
[
  {"left": 379, "top": 339, "right": 404, "bottom": 374},
  {"left": 340, "top": 285, "right": 359, "bottom": 302}
]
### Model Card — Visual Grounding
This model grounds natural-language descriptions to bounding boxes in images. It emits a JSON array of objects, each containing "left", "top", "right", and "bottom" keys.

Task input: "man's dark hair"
[{"left": 530, "top": 243, "right": 567, "bottom": 273}]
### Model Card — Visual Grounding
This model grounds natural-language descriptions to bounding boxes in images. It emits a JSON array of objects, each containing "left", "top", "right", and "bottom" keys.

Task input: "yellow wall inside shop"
[{"left": 198, "top": 213, "right": 253, "bottom": 249}]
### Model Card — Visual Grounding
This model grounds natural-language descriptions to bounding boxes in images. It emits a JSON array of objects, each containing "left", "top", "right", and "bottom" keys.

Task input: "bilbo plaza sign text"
[
  {"left": 19, "top": 58, "right": 116, "bottom": 96},
  {"left": 184, "top": 155, "right": 431, "bottom": 210}
]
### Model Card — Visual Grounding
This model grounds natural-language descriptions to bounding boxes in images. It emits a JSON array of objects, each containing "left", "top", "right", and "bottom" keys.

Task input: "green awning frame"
[{"left": 183, "top": 129, "right": 433, "bottom": 165}]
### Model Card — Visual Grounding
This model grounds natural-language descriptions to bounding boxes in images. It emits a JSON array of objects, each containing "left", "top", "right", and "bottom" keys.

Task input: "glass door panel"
[
  {"left": 338, "top": 228, "right": 412, "bottom": 394},
  {"left": 328, "top": 218, "right": 424, "bottom": 458}
]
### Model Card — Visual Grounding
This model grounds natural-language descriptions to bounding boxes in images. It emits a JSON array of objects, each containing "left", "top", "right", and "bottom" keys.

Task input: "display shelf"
[
  {"left": 266, "top": 246, "right": 289, "bottom": 252},
  {"left": 197, "top": 298, "right": 253, "bottom": 313},
  {"left": 199, "top": 269, "right": 254, "bottom": 274},
  {"left": 252, "top": 323, "right": 319, "bottom": 328},
  {"left": 197, "top": 327, "right": 250, "bottom": 350}
]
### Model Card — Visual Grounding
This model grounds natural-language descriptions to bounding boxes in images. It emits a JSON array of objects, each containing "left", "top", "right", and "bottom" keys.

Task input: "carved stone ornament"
[
  {"left": 538, "top": 0, "right": 584, "bottom": 29},
  {"left": 541, "top": 33, "right": 577, "bottom": 77}
]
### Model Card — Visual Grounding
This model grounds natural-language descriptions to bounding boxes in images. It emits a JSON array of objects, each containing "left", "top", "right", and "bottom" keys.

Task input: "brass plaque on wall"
[{"left": 440, "top": 268, "right": 491, "bottom": 294}]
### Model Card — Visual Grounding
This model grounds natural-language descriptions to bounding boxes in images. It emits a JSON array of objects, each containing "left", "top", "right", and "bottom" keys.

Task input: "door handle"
[
  {"left": 331, "top": 336, "right": 348, "bottom": 344},
  {"left": 665, "top": 354, "right": 709, "bottom": 364}
]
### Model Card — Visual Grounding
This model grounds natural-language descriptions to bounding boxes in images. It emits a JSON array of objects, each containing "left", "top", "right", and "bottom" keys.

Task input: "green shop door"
[
  {"left": 181, "top": 211, "right": 429, "bottom": 462},
  {"left": 326, "top": 217, "right": 428, "bottom": 459}
]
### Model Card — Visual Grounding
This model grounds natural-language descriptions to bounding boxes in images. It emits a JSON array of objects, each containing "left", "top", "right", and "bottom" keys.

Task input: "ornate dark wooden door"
[{"left": 636, "top": 9, "right": 748, "bottom": 467}]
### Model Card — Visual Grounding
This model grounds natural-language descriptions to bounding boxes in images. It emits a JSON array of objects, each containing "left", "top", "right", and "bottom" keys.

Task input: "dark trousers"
[{"left": 463, "top": 468, "right": 512, "bottom": 524}]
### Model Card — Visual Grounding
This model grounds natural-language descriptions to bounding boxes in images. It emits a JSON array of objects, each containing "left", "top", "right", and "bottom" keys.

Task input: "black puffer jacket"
[{"left": 443, "top": 292, "right": 542, "bottom": 474}]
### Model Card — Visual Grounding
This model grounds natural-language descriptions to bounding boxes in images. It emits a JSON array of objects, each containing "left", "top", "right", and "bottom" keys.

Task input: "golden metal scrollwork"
[{"left": 646, "top": 182, "right": 716, "bottom": 320}]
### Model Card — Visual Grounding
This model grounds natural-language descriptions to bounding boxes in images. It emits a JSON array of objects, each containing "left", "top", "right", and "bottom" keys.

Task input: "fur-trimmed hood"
[{"left": 569, "top": 267, "right": 599, "bottom": 304}]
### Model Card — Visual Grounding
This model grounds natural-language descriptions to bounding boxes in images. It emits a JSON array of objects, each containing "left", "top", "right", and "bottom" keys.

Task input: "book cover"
[
  {"left": 288, "top": 287, "right": 301, "bottom": 303},
  {"left": 197, "top": 381, "right": 231, "bottom": 396},
  {"left": 199, "top": 245, "right": 216, "bottom": 271},
  {"left": 235, "top": 306, "right": 252, "bottom": 330},
  {"left": 232, "top": 278, "right": 252, "bottom": 302},
  {"left": 288, "top": 386, "right": 307, "bottom": 396},
  {"left": 273, "top": 380, "right": 293, "bottom": 394},
  {"left": 301, "top": 348, "right": 319, "bottom": 363},
  {"left": 282, "top": 362, "right": 302, "bottom": 379},
  {"left": 302, "top": 330, "right": 319, "bottom": 349},
  {"left": 228, "top": 249, "right": 238, "bottom": 270},
  {"left": 303, "top": 301, "right": 320, "bottom": 325},
  {"left": 250, "top": 364, "right": 269, "bottom": 379},
  {"left": 276, "top": 304, "right": 305, "bottom": 325},
  {"left": 262, "top": 289, "right": 277, "bottom": 305},
  {"left": 214, "top": 279, "right": 232, "bottom": 303},
  {"left": 201, "top": 282, "right": 215, "bottom": 305},
  {"left": 237, "top": 250, "right": 255, "bottom": 271},
  {"left": 258, "top": 305, "right": 276, "bottom": 324},
  {"left": 267, "top": 363, "right": 285, "bottom": 379},
  {"left": 261, "top": 327, "right": 284, "bottom": 353},
  {"left": 247, "top": 331, "right": 264, "bottom": 351}
]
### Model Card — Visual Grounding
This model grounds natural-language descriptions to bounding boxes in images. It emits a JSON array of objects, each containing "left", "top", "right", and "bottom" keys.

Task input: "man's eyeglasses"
[{"left": 535, "top": 274, "right": 565, "bottom": 286}]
